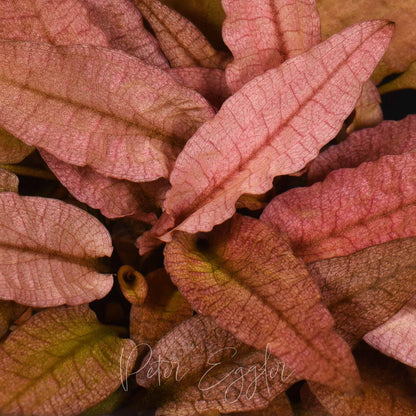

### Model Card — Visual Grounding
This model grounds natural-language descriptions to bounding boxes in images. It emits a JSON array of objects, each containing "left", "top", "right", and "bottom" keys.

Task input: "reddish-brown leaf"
[
  {"left": 165, "top": 215, "right": 360, "bottom": 391},
  {"left": 130, "top": 268, "right": 192, "bottom": 354},
  {"left": 142, "top": 20, "right": 393, "bottom": 243},
  {"left": 0, "top": 193, "right": 113, "bottom": 307},
  {"left": 222, "top": 0, "right": 321, "bottom": 92},
  {"left": 134, "top": 0, "right": 228, "bottom": 69},
  {"left": 0, "top": 170, "right": 18, "bottom": 193},
  {"left": 308, "top": 114, "right": 416, "bottom": 183},
  {"left": 364, "top": 297, "right": 416, "bottom": 368},
  {"left": 0, "top": 301, "right": 25, "bottom": 339},
  {"left": 42, "top": 151, "right": 168, "bottom": 221},
  {"left": 0, "top": 41, "right": 214, "bottom": 182},
  {"left": 231, "top": 394, "right": 294, "bottom": 416},
  {"left": 137, "top": 314, "right": 298, "bottom": 415},
  {"left": 307, "top": 237, "right": 416, "bottom": 346},
  {"left": 262, "top": 153, "right": 416, "bottom": 263}
]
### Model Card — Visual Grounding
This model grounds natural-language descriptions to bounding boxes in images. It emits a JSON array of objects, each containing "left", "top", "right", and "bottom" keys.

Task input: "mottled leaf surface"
[
  {"left": 0, "top": 193, "right": 113, "bottom": 307},
  {"left": 0, "top": 41, "right": 214, "bottom": 182},
  {"left": 130, "top": 269, "right": 192, "bottom": 352},
  {"left": 308, "top": 237, "right": 416, "bottom": 346},
  {"left": 318, "top": 0, "right": 416, "bottom": 83},
  {"left": 165, "top": 215, "right": 359, "bottom": 391},
  {"left": 0, "top": 128, "right": 33, "bottom": 164},
  {"left": 308, "top": 114, "right": 416, "bottom": 183},
  {"left": 0, "top": 305, "right": 137, "bottom": 416},
  {"left": 42, "top": 151, "right": 168, "bottom": 221},
  {"left": 0, "top": 170, "right": 18, "bottom": 193},
  {"left": 222, "top": 0, "right": 321, "bottom": 92},
  {"left": 364, "top": 297, "right": 416, "bottom": 368},
  {"left": 262, "top": 153, "right": 416, "bottom": 263},
  {"left": 134, "top": 0, "right": 228, "bottom": 69},
  {"left": 146, "top": 21, "right": 393, "bottom": 241},
  {"left": 137, "top": 315, "right": 297, "bottom": 415}
]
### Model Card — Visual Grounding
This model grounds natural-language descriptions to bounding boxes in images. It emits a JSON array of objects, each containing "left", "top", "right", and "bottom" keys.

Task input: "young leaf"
[
  {"left": 308, "top": 237, "right": 416, "bottom": 346},
  {"left": 133, "top": 0, "right": 228, "bottom": 69},
  {"left": 308, "top": 114, "right": 416, "bottom": 183},
  {"left": 0, "top": 41, "right": 214, "bottom": 182},
  {"left": 117, "top": 265, "right": 148, "bottom": 306},
  {"left": 222, "top": 0, "right": 321, "bottom": 92},
  {"left": 0, "top": 193, "right": 113, "bottom": 307},
  {"left": 0, "top": 127, "right": 33, "bottom": 164},
  {"left": 0, "top": 170, "right": 18, "bottom": 193},
  {"left": 346, "top": 80, "right": 383, "bottom": 134},
  {"left": 145, "top": 20, "right": 393, "bottom": 242},
  {"left": 137, "top": 314, "right": 298, "bottom": 415},
  {"left": 261, "top": 152, "right": 416, "bottom": 263},
  {"left": 130, "top": 268, "right": 192, "bottom": 352},
  {"left": 364, "top": 297, "right": 416, "bottom": 368},
  {"left": 41, "top": 151, "right": 168, "bottom": 221},
  {"left": 317, "top": 0, "right": 416, "bottom": 83},
  {"left": 0, "top": 305, "right": 137, "bottom": 416},
  {"left": 165, "top": 215, "right": 360, "bottom": 391}
]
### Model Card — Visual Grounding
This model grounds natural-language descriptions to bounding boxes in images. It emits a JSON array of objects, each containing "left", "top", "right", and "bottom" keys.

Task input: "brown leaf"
[
  {"left": 0, "top": 169, "right": 18, "bottom": 193},
  {"left": 0, "top": 127, "right": 33, "bottom": 164}
]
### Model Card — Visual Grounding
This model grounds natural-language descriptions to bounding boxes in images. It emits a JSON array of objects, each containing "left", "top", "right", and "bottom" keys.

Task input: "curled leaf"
[
  {"left": 137, "top": 315, "right": 297, "bottom": 415},
  {"left": 0, "top": 193, "right": 113, "bottom": 307},
  {"left": 42, "top": 151, "right": 168, "bottom": 221},
  {"left": 117, "top": 265, "right": 148, "bottom": 306},
  {"left": 130, "top": 268, "right": 192, "bottom": 352},
  {"left": 308, "top": 114, "right": 416, "bottom": 183},
  {"left": 0, "top": 170, "right": 18, "bottom": 193},
  {"left": 262, "top": 152, "right": 416, "bottom": 263},
  {"left": 222, "top": 0, "right": 321, "bottom": 92},
  {"left": 0, "top": 41, "right": 214, "bottom": 182},
  {"left": 364, "top": 297, "right": 416, "bottom": 368},
  {"left": 146, "top": 20, "right": 393, "bottom": 241},
  {"left": 165, "top": 215, "right": 359, "bottom": 391},
  {"left": 308, "top": 237, "right": 416, "bottom": 346},
  {"left": 0, "top": 305, "right": 137, "bottom": 416}
]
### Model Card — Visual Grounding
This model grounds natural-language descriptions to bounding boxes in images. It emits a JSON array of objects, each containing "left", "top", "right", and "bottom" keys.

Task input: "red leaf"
[
  {"left": 42, "top": 151, "right": 169, "bottom": 221},
  {"left": 142, "top": 20, "right": 393, "bottom": 243},
  {"left": 261, "top": 152, "right": 416, "bottom": 263},
  {"left": 133, "top": 0, "right": 228, "bottom": 69},
  {"left": 308, "top": 114, "right": 416, "bottom": 183},
  {"left": 0, "top": 41, "right": 214, "bottom": 182},
  {"left": 222, "top": 0, "right": 321, "bottom": 92},
  {"left": 0, "top": 193, "right": 113, "bottom": 307},
  {"left": 164, "top": 215, "right": 360, "bottom": 391}
]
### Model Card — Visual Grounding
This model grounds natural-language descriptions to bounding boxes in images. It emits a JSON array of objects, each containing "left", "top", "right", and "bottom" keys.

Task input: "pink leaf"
[
  {"left": 143, "top": 20, "right": 393, "bottom": 242},
  {"left": 364, "top": 297, "right": 416, "bottom": 368},
  {"left": 0, "top": 0, "right": 168, "bottom": 66},
  {"left": 308, "top": 114, "right": 416, "bottom": 183},
  {"left": 164, "top": 215, "right": 360, "bottom": 391},
  {"left": 168, "top": 67, "right": 231, "bottom": 109},
  {"left": 222, "top": 0, "right": 321, "bottom": 92},
  {"left": 261, "top": 152, "right": 416, "bottom": 263},
  {"left": 0, "top": 41, "right": 214, "bottom": 182},
  {"left": 0, "top": 193, "right": 113, "bottom": 307},
  {"left": 41, "top": 151, "right": 169, "bottom": 221},
  {"left": 133, "top": 0, "right": 228, "bottom": 69}
]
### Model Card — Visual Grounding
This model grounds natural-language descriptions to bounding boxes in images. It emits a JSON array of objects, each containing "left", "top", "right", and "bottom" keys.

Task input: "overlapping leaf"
[
  {"left": 0, "top": 41, "right": 214, "bottom": 182},
  {"left": 0, "top": 127, "right": 33, "bottom": 164},
  {"left": 262, "top": 152, "right": 416, "bottom": 263},
  {"left": 364, "top": 297, "right": 416, "bottom": 368},
  {"left": 0, "top": 193, "right": 113, "bottom": 307},
  {"left": 308, "top": 114, "right": 416, "bottom": 183},
  {"left": 137, "top": 314, "right": 298, "bottom": 415},
  {"left": 0, "top": 170, "right": 18, "bottom": 193},
  {"left": 0, "top": 301, "right": 25, "bottom": 339},
  {"left": 0, "top": 305, "right": 137, "bottom": 416},
  {"left": 142, "top": 20, "right": 393, "bottom": 243},
  {"left": 165, "top": 214, "right": 359, "bottom": 391},
  {"left": 232, "top": 395, "right": 294, "bottom": 416},
  {"left": 222, "top": 0, "right": 321, "bottom": 92},
  {"left": 307, "top": 237, "right": 416, "bottom": 346},
  {"left": 379, "top": 61, "right": 416, "bottom": 93},
  {"left": 134, "top": 0, "right": 228, "bottom": 69}
]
